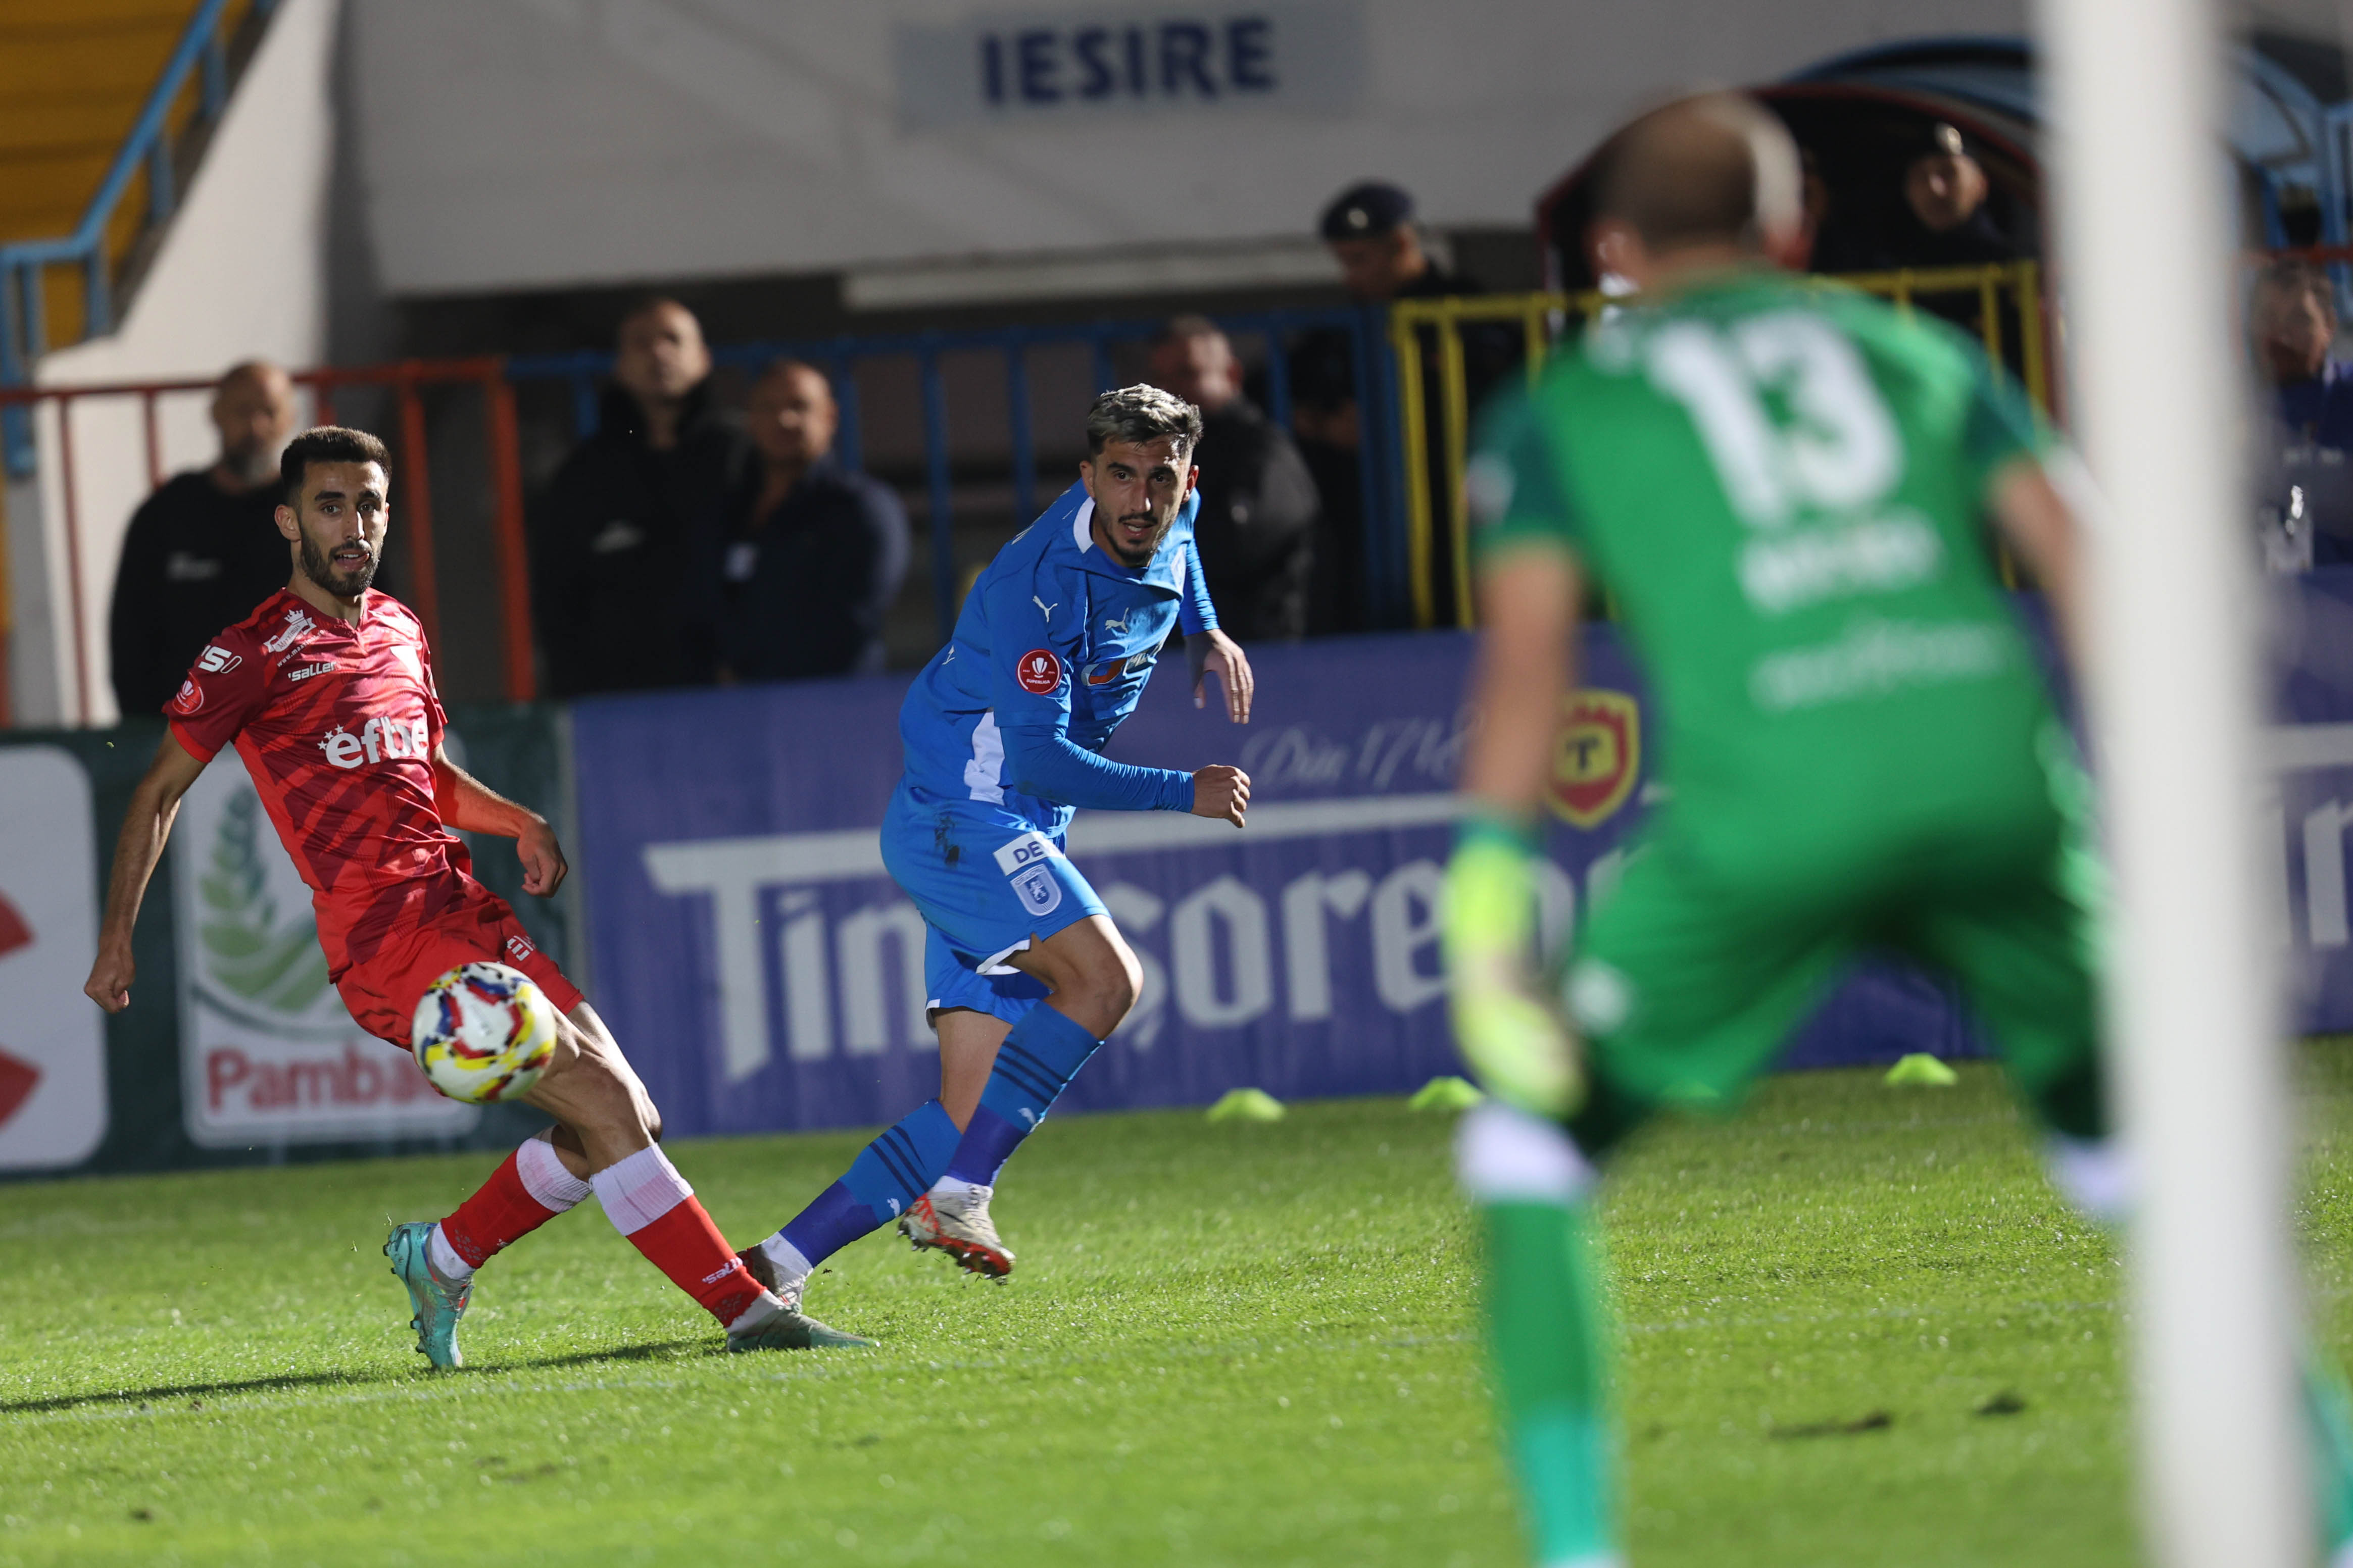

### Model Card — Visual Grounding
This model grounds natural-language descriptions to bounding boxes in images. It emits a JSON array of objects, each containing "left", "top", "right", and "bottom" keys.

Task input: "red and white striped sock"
[
  {"left": 590, "top": 1143, "right": 775, "bottom": 1331},
  {"left": 430, "top": 1129, "right": 590, "bottom": 1282}
]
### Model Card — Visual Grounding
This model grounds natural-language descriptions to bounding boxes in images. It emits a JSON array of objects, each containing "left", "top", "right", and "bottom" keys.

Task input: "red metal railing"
[{"left": 0, "top": 357, "right": 535, "bottom": 727}]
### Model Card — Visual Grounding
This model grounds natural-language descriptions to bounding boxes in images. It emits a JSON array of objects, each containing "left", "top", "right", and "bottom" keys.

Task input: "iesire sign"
[{"left": 893, "top": 4, "right": 1366, "bottom": 129}]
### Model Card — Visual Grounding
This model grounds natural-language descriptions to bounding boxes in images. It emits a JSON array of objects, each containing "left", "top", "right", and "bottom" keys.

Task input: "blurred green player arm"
[
  {"left": 1442, "top": 394, "right": 1587, "bottom": 1117},
  {"left": 1966, "top": 353, "right": 2087, "bottom": 679}
]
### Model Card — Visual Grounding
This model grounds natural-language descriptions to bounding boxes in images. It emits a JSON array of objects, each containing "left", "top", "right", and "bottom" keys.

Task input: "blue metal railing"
[
  {"left": 0, "top": 0, "right": 279, "bottom": 475},
  {"left": 507, "top": 306, "right": 1406, "bottom": 638}
]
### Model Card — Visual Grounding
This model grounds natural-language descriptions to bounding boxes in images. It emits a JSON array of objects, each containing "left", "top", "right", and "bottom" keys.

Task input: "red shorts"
[{"left": 335, "top": 889, "right": 583, "bottom": 1051}]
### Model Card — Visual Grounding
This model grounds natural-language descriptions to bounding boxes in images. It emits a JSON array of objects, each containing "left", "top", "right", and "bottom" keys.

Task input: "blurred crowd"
[{"left": 107, "top": 135, "right": 2051, "bottom": 709}]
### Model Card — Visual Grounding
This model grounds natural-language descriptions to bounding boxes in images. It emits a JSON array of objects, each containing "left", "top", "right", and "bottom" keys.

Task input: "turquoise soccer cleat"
[{"left": 384, "top": 1220, "right": 471, "bottom": 1370}]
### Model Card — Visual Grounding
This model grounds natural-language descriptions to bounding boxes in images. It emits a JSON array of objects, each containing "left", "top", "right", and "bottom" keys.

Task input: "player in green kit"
[{"left": 1440, "top": 93, "right": 2353, "bottom": 1566}]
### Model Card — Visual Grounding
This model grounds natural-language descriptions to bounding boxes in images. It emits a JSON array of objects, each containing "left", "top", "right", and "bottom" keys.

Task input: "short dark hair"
[
  {"left": 617, "top": 294, "right": 695, "bottom": 342},
  {"left": 1595, "top": 92, "right": 1802, "bottom": 252},
  {"left": 1154, "top": 314, "right": 1224, "bottom": 350},
  {"left": 1085, "top": 385, "right": 1202, "bottom": 459},
  {"left": 280, "top": 426, "right": 389, "bottom": 508}
]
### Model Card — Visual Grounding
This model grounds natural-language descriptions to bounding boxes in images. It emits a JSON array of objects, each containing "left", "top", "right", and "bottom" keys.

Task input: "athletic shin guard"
[
  {"left": 760, "top": 1099, "right": 963, "bottom": 1282},
  {"left": 432, "top": 1129, "right": 590, "bottom": 1281},
  {"left": 591, "top": 1144, "right": 769, "bottom": 1329},
  {"left": 941, "top": 1003, "right": 1101, "bottom": 1188},
  {"left": 1458, "top": 1101, "right": 1620, "bottom": 1568}
]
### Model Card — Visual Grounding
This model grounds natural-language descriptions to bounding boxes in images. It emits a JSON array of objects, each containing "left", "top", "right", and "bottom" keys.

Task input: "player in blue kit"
[{"left": 740, "top": 386, "right": 1255, "bottom": 1321}]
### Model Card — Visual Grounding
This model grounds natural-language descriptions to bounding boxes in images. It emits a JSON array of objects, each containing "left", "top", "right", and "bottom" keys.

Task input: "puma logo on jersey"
[
  {"left": 1102, "top": 609, "right": 1132, "bottom": 632},
  {"left": 262, "top": 609, "right": 316, "bottom": 655},
  {"left": 318, "top": 715, "right": 429, "bottom": 769},
  {"left": 1033, "top": 595, "right": 1059, "bottom": 621},
  {"left": 195, "top": 645, "right": 242, "bottom": 675}
]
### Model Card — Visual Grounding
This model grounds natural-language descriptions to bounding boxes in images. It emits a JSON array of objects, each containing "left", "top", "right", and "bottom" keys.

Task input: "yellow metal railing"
[{"left": 1388, "top": 260, "right": 2051, "bottom": 629}]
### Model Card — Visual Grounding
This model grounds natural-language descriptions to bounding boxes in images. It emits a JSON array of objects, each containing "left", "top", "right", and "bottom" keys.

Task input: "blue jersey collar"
[{"left": 1066, "top": 488, "right": 1190, "bottom": 593}]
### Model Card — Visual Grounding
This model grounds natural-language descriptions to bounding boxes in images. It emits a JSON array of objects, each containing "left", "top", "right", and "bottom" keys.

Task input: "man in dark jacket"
[
  {"left": 108, "top": 360, "right": 298, "bottom": 716},
  {"left": 1289, "top": 180, "right": 1518, "bottom": 629},
  {"left": 686, "top": 360, "right": 909, "bottom": 682},
  {"left": 1147, "top": 317, "right": 1319, "bottom": 641},
  {"left": 532, "top": 297, "right": 750, "bottom": 696}
]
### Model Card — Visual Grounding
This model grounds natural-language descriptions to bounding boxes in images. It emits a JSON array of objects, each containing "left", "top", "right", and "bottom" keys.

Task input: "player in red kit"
[{"left": 83, "top": 426, "right": 869, "bottom": 1364}]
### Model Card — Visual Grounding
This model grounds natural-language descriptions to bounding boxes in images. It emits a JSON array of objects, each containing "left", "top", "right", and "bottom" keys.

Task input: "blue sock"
[
  {"left": 944, "top": 1004, "right": 1102, "bottom": 1187},
  {"left": 774, "top": 1099, "right": 960, "bottom": 1269}
]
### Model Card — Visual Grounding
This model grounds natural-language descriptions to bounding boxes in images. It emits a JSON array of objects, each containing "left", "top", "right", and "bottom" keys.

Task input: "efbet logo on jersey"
[
  {"left": 318, "top": 715, "right": 430, "bottom": 770},
  {"left": 1016, "top": 648, "right": 1064, "bottom": 694},
  {"left": 1548, "top": 689, "right": 1641, "bottom": 829}
]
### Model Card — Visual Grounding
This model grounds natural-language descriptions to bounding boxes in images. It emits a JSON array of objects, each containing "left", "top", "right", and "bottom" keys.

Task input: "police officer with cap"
[{"left": 1290, "top": 180, "right": 1514, "bottom": 631}]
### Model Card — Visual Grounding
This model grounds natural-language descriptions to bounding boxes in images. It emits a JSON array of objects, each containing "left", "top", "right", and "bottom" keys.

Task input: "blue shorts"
[{"left": 881, "top": 783, "right": 1105, "bottom": 1023}]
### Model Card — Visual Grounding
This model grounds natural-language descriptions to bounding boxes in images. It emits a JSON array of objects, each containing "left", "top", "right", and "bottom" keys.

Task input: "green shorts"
[{"left": 1559, "top": 790, "right": 2106, "bottom": 1157}]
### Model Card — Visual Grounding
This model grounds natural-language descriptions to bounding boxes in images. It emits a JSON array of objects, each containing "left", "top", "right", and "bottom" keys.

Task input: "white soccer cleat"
[{"left": 900, "top": 1185, "right": 1015, "bottom": 1278}]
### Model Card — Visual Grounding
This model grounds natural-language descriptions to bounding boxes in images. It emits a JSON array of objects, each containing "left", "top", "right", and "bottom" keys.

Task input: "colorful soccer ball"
[{"left": 411, "top": 962, "right": 559, "bottom": 1104}]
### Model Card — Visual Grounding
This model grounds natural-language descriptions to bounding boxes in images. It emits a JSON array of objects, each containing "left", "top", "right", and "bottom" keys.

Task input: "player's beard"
[
  {"left": 1103, "top": 509, "right": 1174, "bottom": 568},
  {"left": 297, "top": 529, "right": 378, "bottom": 600}
]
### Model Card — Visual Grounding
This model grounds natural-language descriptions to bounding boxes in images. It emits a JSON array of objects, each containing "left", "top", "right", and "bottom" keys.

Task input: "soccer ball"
[{"left": 411, "top": 962, "right": 559, "bottom": 1103}]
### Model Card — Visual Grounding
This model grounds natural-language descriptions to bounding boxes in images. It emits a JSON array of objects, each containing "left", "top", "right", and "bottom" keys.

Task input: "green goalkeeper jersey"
[{"left": 1475, "top": 268, "right": 2061, "bottom": 845}]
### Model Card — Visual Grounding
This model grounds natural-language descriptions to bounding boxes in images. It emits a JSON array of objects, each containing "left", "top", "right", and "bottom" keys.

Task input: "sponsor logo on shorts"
[
  {"left": 505, "top": 933, "right": 535, "bottom": 963},
  {"left": 169, "top": 679, "right": 203, "bottom": 716},
  {"left": 1015, "top": 648, "right": 1063, "bottom": 694},
  {"left": 1548, "top": 688, "right": 1640, "bottom": 829},
  {"left": 196, "top": 645, "right": 241, "bottom": 675},
  {"left": 1011, "top": 864, "right": 1063, "bottom": 917},
  {"left": 992, "top": 831, "right": 1064, "bottom": 876}
]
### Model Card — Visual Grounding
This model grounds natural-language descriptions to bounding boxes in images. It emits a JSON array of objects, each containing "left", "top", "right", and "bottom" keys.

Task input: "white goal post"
[{"left": 2036, "top": 0, "right": 2310, "bottom": 1563}]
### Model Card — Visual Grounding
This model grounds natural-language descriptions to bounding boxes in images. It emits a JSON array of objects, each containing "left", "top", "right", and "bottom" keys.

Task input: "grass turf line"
[{"left": 11, "top": 1049, "right": 2346, "bottom": 1565}]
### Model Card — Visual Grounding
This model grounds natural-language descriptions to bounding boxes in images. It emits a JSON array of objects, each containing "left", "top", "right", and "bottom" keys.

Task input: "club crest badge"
[
  {"left": 1012, "top": 864, "right": 1063, "bottom": 916},
  {"left": 1547, "top": 688, "right": 1641, "bottom": 829}
]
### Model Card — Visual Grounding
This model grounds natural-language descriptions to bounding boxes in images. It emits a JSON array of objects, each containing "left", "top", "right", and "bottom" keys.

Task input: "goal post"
[{"left": 2036, "top": 0, "right": 2309, "bottom": 1563}]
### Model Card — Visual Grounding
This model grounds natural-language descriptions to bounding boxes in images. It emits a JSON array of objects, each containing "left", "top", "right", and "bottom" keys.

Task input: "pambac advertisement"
[{"left": 168, "top": 749, "right": 477, "bottom": 1147}]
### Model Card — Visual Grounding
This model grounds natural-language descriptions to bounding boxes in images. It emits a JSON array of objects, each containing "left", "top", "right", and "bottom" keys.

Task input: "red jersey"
[{"left": 168, "top": 589, "right": 481, "bottom": 978}]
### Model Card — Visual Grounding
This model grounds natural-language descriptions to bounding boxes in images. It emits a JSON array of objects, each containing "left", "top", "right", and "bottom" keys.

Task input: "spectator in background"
[
  {"left": 685, "top": 360, "right": 909, "bottom": 682},
  {"left": 2256, "top": 259, "right": 2353, "bottom": 445},
  {"left": 2250, "top": 259, "right": 2353, "bottom": 566},
  {"left": 1290, "top": 180, "right": 1517, "bottom": 630},
  {"left": 1146, "top": 317, "right": 1319, "bottom": 641},
  {"left": 1816, "top": 123, "right": 2021, "bottom": 275},
  {"left": 532, "top": 297, "right": 748, "bottom": 696},
  {"left": 108, "top": 360, "right": 297, "bottom": 716}
]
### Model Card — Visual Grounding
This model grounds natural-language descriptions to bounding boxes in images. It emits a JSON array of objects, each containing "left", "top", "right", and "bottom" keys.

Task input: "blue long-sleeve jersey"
[{"left": 898, "top": 481, "right": 1217, "bottom": 834}]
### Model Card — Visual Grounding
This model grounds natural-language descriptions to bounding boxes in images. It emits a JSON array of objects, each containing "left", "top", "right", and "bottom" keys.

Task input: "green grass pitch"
[{"left": 6, "top": 1050, "right": 2351, "bottom": 1566}]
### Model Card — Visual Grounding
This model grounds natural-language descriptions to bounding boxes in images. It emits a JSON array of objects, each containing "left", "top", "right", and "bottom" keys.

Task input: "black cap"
[
  {"left": 1917, "top": 121, "right": 1970, "bottom": 160},
  {"left": 1319, "top": 181, "right": 1414, "bottom": 241}
]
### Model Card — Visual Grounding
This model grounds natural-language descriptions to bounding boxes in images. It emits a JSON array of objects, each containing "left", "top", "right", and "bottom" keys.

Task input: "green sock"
[
  {"left": 1481, "top": 1199, "right": 1616, "bottom": 1566},
  {"left": 2304, "top": 1351, "right": 2353, "bottom": 1554}
]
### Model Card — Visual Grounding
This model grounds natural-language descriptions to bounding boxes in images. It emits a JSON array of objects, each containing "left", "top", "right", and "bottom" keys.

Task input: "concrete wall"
[
  {"left": 14, "top": 0, "right": 342, "bottom": 727},
  {"left": 349, "top": 0, "right": 2033, "bottom": 300}
]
